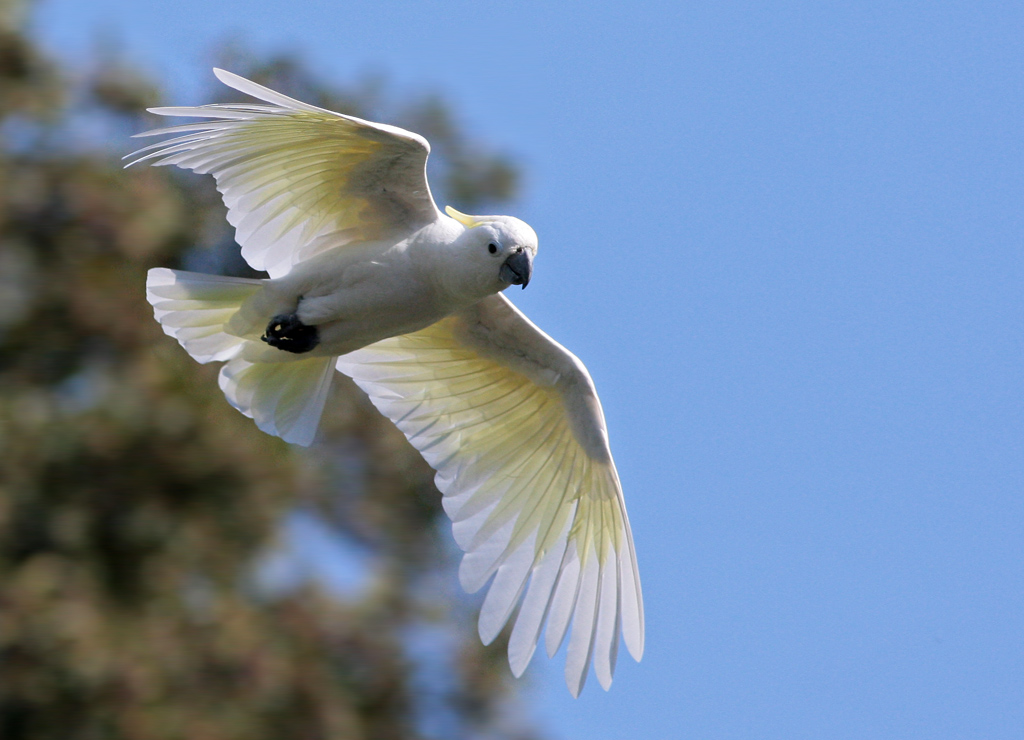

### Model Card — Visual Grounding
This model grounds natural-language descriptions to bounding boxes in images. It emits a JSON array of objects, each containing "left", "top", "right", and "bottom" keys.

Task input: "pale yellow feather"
[{"left": 336, "top": 294, "right": 643, "bottom": 696}]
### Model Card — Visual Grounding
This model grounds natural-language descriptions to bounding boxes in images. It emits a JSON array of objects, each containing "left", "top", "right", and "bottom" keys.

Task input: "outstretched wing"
[
  {"left": 336, "top": 294, "right": 644, "bottom": 696},
  {"left": 126, "top": 69, "right": 441, "bottom": 278}
]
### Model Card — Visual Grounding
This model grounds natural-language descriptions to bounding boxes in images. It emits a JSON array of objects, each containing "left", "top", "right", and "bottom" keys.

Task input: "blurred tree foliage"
[{"left": 0, "top": 2, "right": 537, "bottom": 738}]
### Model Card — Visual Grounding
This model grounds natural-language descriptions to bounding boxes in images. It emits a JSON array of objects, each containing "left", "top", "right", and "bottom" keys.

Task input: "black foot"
[{"left": 262, "top": 313, "right": 320, "bottom": 354}]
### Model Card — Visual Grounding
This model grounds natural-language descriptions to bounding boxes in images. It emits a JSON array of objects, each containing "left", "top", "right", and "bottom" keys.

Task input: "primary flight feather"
[{"left": 130, "top": 69, "right": 643, "bottom": 696}]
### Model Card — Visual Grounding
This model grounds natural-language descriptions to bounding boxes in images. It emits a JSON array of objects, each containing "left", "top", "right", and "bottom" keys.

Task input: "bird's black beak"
[{"left": 499, "top": 248, "right": 533, "bottom": 289}]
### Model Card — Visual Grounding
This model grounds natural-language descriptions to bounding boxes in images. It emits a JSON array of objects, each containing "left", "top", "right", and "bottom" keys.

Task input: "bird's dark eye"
[{"left": 488, "top": 243, "right": 498, "bottom": 254}]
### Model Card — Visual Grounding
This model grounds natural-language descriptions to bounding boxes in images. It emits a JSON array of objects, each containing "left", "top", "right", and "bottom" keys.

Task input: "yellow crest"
[{"left": 445, "top": 205, "right": 483, "bottom": 228}]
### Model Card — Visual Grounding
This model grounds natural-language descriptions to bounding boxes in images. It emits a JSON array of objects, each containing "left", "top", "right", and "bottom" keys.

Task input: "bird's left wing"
[
  {"left": 126, "top": 69, "right": 441, "bottom": 278},
  {"left": 336, "top": 294, "right": 644, "bottom": 696}
]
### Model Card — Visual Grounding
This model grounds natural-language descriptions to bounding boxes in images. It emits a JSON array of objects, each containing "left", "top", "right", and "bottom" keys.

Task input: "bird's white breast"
[{"left": 268, "top": 225, "right": 464, "bottom": 357}]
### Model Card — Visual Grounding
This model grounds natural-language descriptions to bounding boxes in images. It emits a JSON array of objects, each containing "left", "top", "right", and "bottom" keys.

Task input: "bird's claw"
[{"left": 261, "top": 313, "right": 320, "bottom": 354}]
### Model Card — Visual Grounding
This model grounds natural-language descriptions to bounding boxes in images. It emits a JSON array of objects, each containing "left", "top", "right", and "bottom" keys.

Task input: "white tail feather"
[
  {"left": 218, "top": 355, "right": 335, "bottom": 446},
  {"left": 146, "top": 267, "right": 335, "bottom": 446},
  {"left": 146, "top": 267, "right": 262, "bottom": 363}
]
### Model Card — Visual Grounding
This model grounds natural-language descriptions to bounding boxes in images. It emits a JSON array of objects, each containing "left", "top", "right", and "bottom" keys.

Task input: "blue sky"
[{"left": 33, "top": 1, "right": 1024, "bottom": 737}]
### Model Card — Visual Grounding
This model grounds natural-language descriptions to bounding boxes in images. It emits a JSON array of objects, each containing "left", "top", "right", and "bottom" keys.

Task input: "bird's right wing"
[
  {"left": 126, "top": 69, "right": 442, "bottom": 278},
  {"left": 336, "top": 294, "right": 643, "bottom": 696}
]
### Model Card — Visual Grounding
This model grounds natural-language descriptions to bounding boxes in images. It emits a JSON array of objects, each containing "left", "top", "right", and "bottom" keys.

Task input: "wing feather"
[
  {"left": 508, "top": 532, "right": 569, "bottom": 676},
  {"left": 545, "top": 543, "right": 583, "bottom": 659},
  {"left": 126, "top": 69, "right": 441, "bottom": 278},
  {"left": 593, "top": 553, "right": 621, "bottom": 690},
  {"left": 336, "top": 293, "right": 643, "bottom": 696},
  {"left": 565, "top": 546, "right": 601, "bottom": 696},
  {"left": 478, "top": 531, "right": 537, "bottom": 644}
]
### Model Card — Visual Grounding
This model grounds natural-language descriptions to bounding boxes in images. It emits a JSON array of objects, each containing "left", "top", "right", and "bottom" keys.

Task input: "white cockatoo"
[{"left": 129, "top": 69, "right": 643, "bottom": 696}]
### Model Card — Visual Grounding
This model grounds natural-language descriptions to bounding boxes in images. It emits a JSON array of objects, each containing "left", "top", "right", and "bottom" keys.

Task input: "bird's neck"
[{"left": 412, "top": 234, "right": 498, "bottom": 313}]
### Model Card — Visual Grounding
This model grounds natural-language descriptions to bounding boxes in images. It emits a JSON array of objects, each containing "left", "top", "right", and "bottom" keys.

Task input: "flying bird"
[{"left": 129, "top": 69, "right": 643, "bottom": 696}]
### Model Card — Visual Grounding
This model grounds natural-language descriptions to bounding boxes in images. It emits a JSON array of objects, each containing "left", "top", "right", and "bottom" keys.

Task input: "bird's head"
[{"left": 445, "top": 206, "right": 538, "bottom": 297}]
